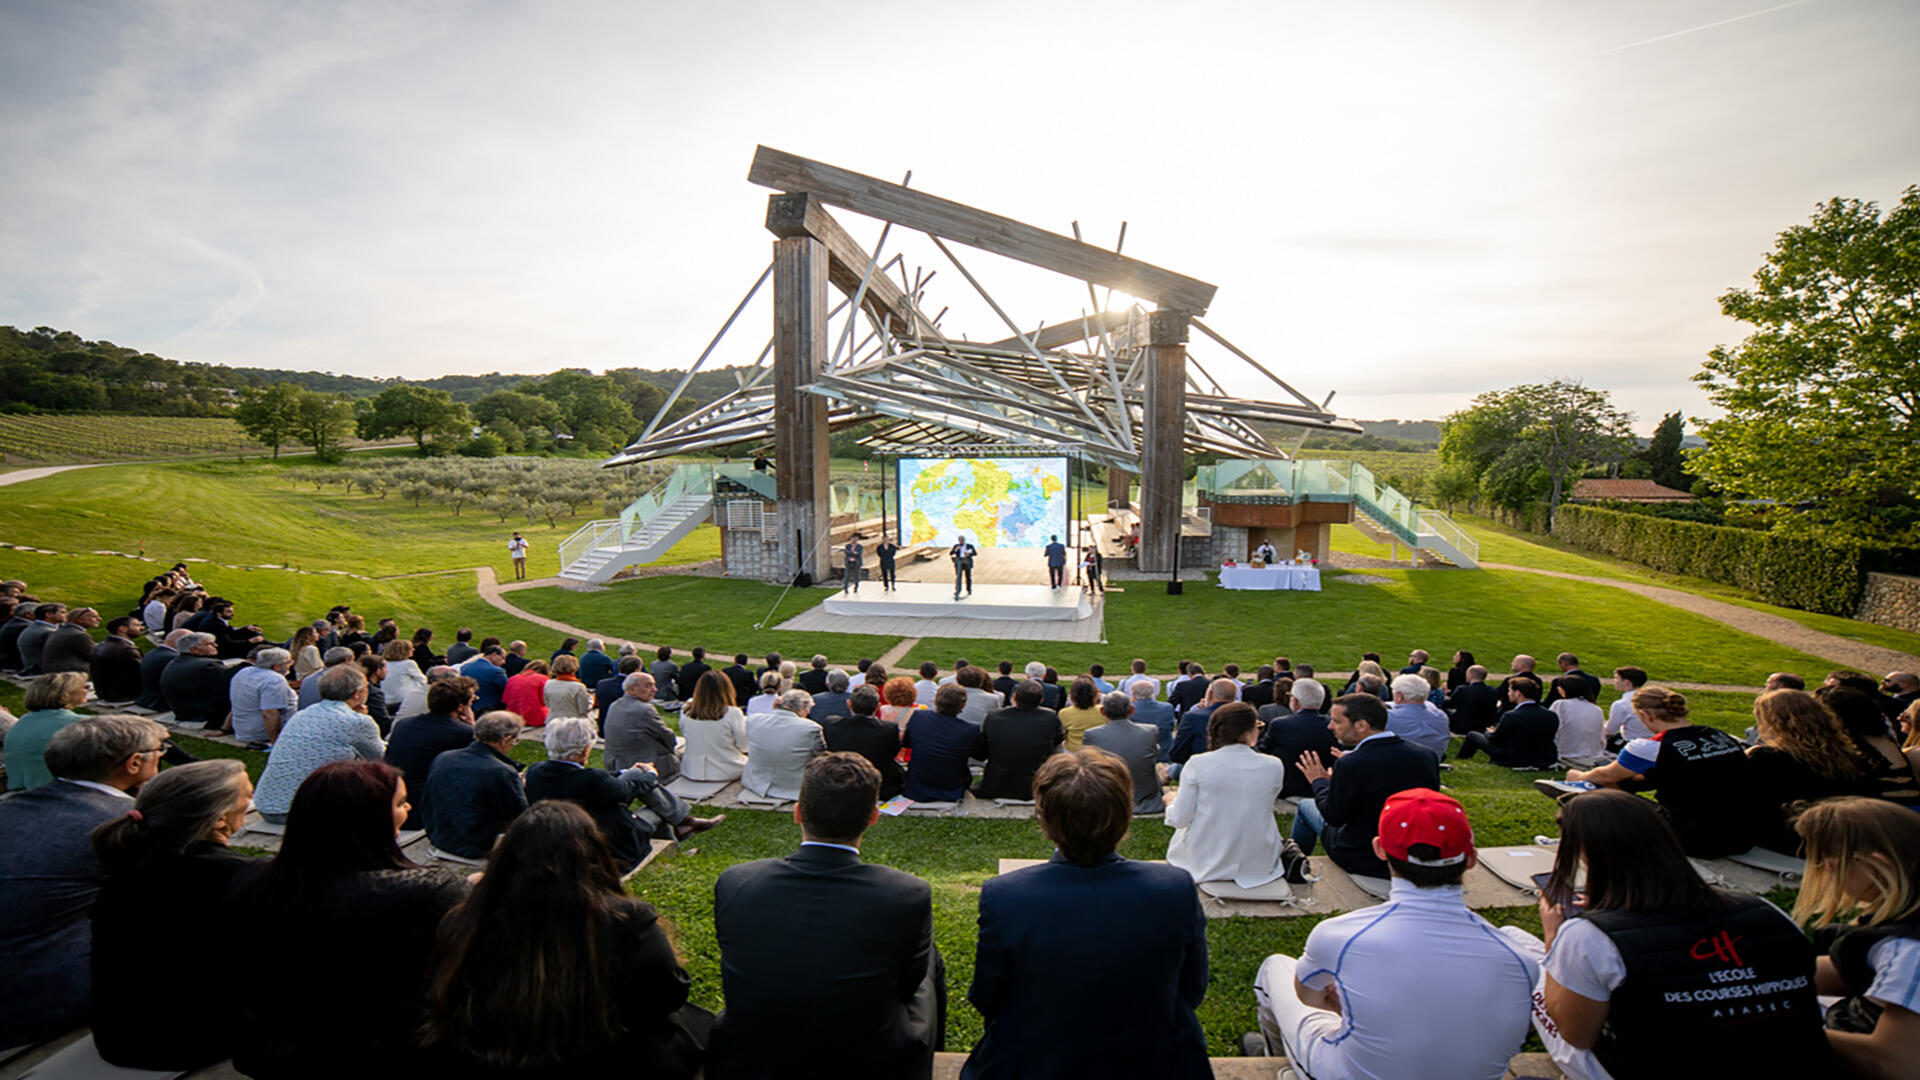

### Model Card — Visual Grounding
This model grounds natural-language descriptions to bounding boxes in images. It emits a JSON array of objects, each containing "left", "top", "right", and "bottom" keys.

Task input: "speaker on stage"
[{"left": 1166, "top": 580, "right": 1183, "bottom": 595}]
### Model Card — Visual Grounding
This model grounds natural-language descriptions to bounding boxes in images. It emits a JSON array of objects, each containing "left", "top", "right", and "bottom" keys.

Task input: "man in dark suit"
[
  {"left": 136, "top": 628, "right": 186, "bottom": 712},
  {"left": 183, "top": 597, "right": 263, "bottom": 659},
  {"left": 797, "top": 654, "right": 831, "bottom": 694},
  {"left": 820, "top": 685, "right": 904, "bottom": 800},
  {"left": 159, "top": 632, "right": 236, "bottom": 729},
  {"left": 710, "top": 753, "right": 942, "bottom": 1079},
  {"left": 1291, "top": 693, "right": 1440, "bottom": 879},
  {"left": 1446, "top": 664, "right": 1501, "bottom": 734},
  {"left": 724, "top": 653, "right": 758, "bottom": 708},
  {"left": 1168, "top": 677, "right": 1235, "bottom": 771},
  {"left": 1256, "top": 678, "right": 1337, "bottom": 798},
  {"left": 384, "top": 676, "right": 477, "bottom": 830},
  {"left": 1167, "top": 663, "right": 1211, "bottom": 715},
  {"left": 1244, "top": 665, "right": 1276, "bottom": 709},
  {"left": 89, "top": 615, "right": 147, "bottom": 702},
  {"left": 1493, "top": 654, "right": 1541, "bottom": 715},
  {"left": 524, "top": 717, "right": 719, "bottom": 871},
  {"left": 1555, "top": 651, "right": 1602, "bottom": 702},
  {"left": 973, "top": 680, "right": 1066, "bottom": 800},
  {"left": 992, "top": 661, "right": 1018, "bottom": 701},
  {"left": 1457, "top": 676, "right": 1559, "bottom": 768},
  {"left": 809, "top": 669, "right": 852, "bottom": 723},
  {"left": 675, "top": 646, "right": 711, "bottom": 702},
  {"left": 423, "top": 712, "right": 528, "bottom": 860},
  {"left": 595, "top": 655, "right": 641, "bottom": 733}
]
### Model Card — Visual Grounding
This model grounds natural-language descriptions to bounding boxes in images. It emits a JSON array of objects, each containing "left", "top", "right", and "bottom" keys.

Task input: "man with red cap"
[{"left": 1251, "top": 789, "right": 1540, "bottom": 1078}]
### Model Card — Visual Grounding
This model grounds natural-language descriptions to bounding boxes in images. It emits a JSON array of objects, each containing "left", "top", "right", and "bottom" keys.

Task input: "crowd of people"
[{"left": 3, "top": 572, "right": 1920, "bottom": 1078}]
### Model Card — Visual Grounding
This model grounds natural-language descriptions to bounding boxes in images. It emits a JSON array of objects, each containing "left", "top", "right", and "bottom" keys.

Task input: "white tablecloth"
[{"left": 1219, "top": 566, "right": 1321, "bottom": 591}]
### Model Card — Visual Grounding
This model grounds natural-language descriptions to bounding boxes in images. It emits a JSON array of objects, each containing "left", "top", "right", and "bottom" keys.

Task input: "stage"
[{"left": 775, "top": 579, "right": 1107, "bottom": 643}]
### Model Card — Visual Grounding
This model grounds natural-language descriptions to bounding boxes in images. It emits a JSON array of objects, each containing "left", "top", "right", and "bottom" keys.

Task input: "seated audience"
[
  {"left": 606, "top": 671, "right": 679, "bottom": 779},
  {"left": 544, "top": 652, "right": 593, "bottom": 722},
  {"left": 1746, "top": 689, "right": 1874, "bottom": 854},
  {"left": 231, "top": 647, "right": 299, "bottom": 747},
  {"left": 742, "top": 689, "right": 826, "bottom": 802},
  {"left": 1559, "top": 687, "right": 1760, "bottom": 858},
  {"left": 423, "top": 800, "right": 707, "bottom": 1077},
  {"left": 503, "top": 657, "right": 551, "bottom": 728},
  {"left": 0, "top": 716, "right": 166, "bottom": 1048},
  {"left": 809, "top": 667, "right": 852, "bottom": 721},
  {"left": 160, "top": 631, "right": 232, "bottom": 728},
  {"left": 502, "top": 639, "right": 530, "bottom": 676},
  {"left": 966, "top": 748, "right": 1207, "bottom": 1078},
  {"left": 576, "top": 638, "right": 615, "bottom": 688},
  {"left": 297, "top": 646, "right": 354, "bottom": 711},
  {"left": 1292, "top": 693, "right": 1442, "bottom": 879},
  {"left": 445, "top": 627, "right": 479, "bottom": 666},
  {"left": 1818, "top": 685, "right": 1920, "bottom": 809},
  {"left": 973, "top": 679, "right": 1066, "bottom": 801},
  {"left": 17, "top": 602, "right": 65, "bottom": 674},
  {"left": 5, "top": 671, "right": 92, "bottom": 790},
  {"left": 0, "top": 598, "right": 36, "bottom": 670},
  {"left": 89, "top": 759, "right": 258, "bottom": 1070},
  {"left": 1084, "top": 690, "right": 1166, "bottom": 814},
  {"left": 384, "top": 675, "right": 479, "bottom": 830},
  {"left": 1445, "top": 649, "right": 1475, "bottom": 692},
  {"left": 228, "top": 761, "right": 470, "bottom": 1080},
  {"left": 460, "top": 644, "right": 510, "bottom": 712},
  {"left": 1255, "top": 677, "right": 1336, "bottom": 798},
  {"left": 1549, "top": 675, "right": 1608, "bottom": 766},
  {"left": 594, "top": 654, "right": 639, "bottom": 731},
  {"left": 37, "top": 605, "right": 99, "bottom": 675},
  {"left": 253, "top": 665, "right": 388, "bottom": 822},
  {"left": 409, "top": 626, "right": 439, "bottom": 669},
  {"left": 798, "top": 653, "right": 831, "bottom": 694},
  {"left": 879, "top": 675, "right": 919, "bottom": 729},
  {"left": 1255, "top": 789, "right": 1539, "bottom": 1079},
  {"left": 136, "top": 627, "right": 189, "bottom": 711},
  {"left": 88, "top": 615, "right": 146, "bottom": 701},
  {"left": 1533, "top": 788, "right": 1832, "bottom": 1079},
  {"left": 680, "top": 670, "right": 751, "bottom": 783},
  {"left": 1129, "top": 678, "right": 1175, "bottom": 759},
  {"left": 993, "top": 660, "right": 1019, "bottom": 701},
  {"left": 381, "top": 639, "right": 428, "bottom": 706},
  {"left": 1169, "top": 678, "right": 1239, "bottom": 771},
  {"left": 1056, "top": 676, "right": 1105, "bottom": 750},
  {"left": 745, "top": 669, "right": 781, "bottom": 715},
  {"left": 423, "top": 710, "right": 528, "bottom": 860},
  {"left": 360, "top": 653, "right": 394, "bottom": 733},
  {"left": 525, "top": 717, "right": 720, "bottom": 871},
  {"left": 956, "top": 664, "right": 1003, "bottom": 725},
  {"left": 289, "top": 624, "right": 323, "bottom": 679},
  {"left": 710, "top": 753, "right": 942, "bottom": 1079},
  {"left": 721, "top": 653, "right": 755, "bottom": 706},
  {"left": 903, "top": 684, "right": 986, "bottom": 803},
  {"left": 1793, "top": 797, "right": 1920, "bottom": 1078},
  {"left": 821, "top": 685, "right": 904, "bottom": 800},
  {"left": 1458, "top": 675, "right": 1559, "bottom": 769},
  {"left": 1167, "top": 702, "right": 1294, "bottom": 887},
  {"left": 1448, "top": 663, "right": 1500, "bottom": 734},
  {"left": 1603, "top": 665, "right": 1650, "bottom": 747},
  {"left": 395, "top": 663, "right": 457, "bottom": 721},
  {"left": 1386, "top": 673, "right": 1451, "bottom": 760},
  {"left": 185, "top": 596, "right": 264, "bottom": 659},
  {"left": 913, "top": 661, "right": 941, "bottom": 707}
]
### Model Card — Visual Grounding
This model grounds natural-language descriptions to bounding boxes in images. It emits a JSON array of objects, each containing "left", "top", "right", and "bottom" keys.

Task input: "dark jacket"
[
  {"left": 385, "top": 712, "right": 475, "bottom": 830},
  {"left": 1256, "top": 707, "right": 1337, "bottom": 798},
  {"left": 797, "top": 668, "right": 830, "bottom": 694},
  {"left": 0, "top": 613, "right": 33, "bottom": 670},
  {"left": 577, "top": 649, "right": 615, "bottom": 688},
  {"left": 38, "top": 624, "right": 97, "bottom": 674},
  {"left": 1447, "top": 681, "right": 1501, "bottom": 734},
  {"left": 459, "top": 656, "right": 509, "bottom": 713},
  {"left": 723, "top": 664, "right": 757, "bottom": 708},
  {"left": 675, "top": 658, "right": 711, "bottom": 702},
  {"left": 0, "top": 780, "right": 131, "bottom": 1047},
  {"left": 1131, "top": 699, "right": 1178, "bottom": 762},
  {"left": 1308, "top": 731, "right": 1441, "bottom": 878},
  {"left": 594, "top": 674, "right": 626, "bottom": 731},
  {"left": 525, "top": 759, "right": 662, "bottom": 871},
  {"left": 810, "top": 690, "right": 851, "bottom": 722},
  {"left": 1168, "top": 703, "right": 1216, "bottom": 765},
  {"left": 89, "top": 634, "right": 145, "bottom": 702},
  {"left": 424, "top": 741, "right": 528, "bottom": 859},
  {"left": 822, "top": 712, "right": 905, "bottom": 800},
  {"left": 502, "top": 652, "right": 529, "bottom": 677},
  {"left": 973, "top": 706, "right": 1065, "bottom": 800},
  {"left": 136, "top": 644, "right": 179, "bottom": 711},
  {"left": 1485, "top": 701, "right": 1560, "bottom": 768},
  {"left": 92, "top": 842, "right": 260, "bottom": 1069},
  {"left": 159, "top": 654, "right": 235, "bottom": 728},
  {"left": 1167, "top": 677, "right": 1210, "bottom": 715},
  {"left": 903, "top": 709, "right": 986, "bottom": 803},
  {"left": 710, "top": 844, "right": 937, "bottom": 1080},
  {"left": 963, "top": 854, "right": 1209, "bottom": 1079}
]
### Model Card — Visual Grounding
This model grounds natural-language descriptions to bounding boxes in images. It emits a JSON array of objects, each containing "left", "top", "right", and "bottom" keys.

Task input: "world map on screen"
[{"left": 897, "top": 457, "right": 1068, "bottom": 549}]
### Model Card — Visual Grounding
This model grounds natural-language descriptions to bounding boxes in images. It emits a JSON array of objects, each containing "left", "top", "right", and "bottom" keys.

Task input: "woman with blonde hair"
[
  {"left": 1793, "top": 797, "right": 1920, "bottom": 1078},
  {"left": 381, "top": 639, "right": 428, "bottom": 707},
  {"left": 1747, "top": 689, "right": 1873, "bottom": 853},
  {"left": 6, "top": 671, "right": 92, "bottom": 791},
  {"left": 680, "top": 669, "right": 749, "bottom": 782},
  {"left": 543, "top": 652, "right": 592, "bottom": 722},
  {"left": 745, "top": 670, "right": 780, "bottom": 716}
]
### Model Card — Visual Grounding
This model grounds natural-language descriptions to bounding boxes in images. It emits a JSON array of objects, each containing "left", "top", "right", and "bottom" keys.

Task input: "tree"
[
  {"left": 1440, "top": 380, "right": 1634, "bottom": 523},
  {"left": 1638, "top": 411, "right": 1693, "bottom": 492},
  {"left": 529, "top": 370, "right": 638, "bottom": 453},
  {"left": 294, "top": 391, "right": 356, "bottom": 463},
  {"left": 234, "top": 383, "right": 303, "bottom": 457},
  {"left": 357, "top": 385, "right": 472, "bottom": 455},
  {"left": 471, "top": 389, "right": 561, "bottom": 436},
  {"left": 1691, "top": 186, "right": 1920, "bottom": 544}
]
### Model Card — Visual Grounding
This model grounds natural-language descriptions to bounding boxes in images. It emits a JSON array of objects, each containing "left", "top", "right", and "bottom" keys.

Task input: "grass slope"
[{"left": 508, "top": 576, "right": 898, "bottom": 660}]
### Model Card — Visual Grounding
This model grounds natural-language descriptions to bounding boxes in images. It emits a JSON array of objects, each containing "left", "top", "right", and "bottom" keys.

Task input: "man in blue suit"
[
  {"left": 1042, "top": 535, "right": 1067, "bottom": 589},
  {"left": 963, "top": 747, "right": 1210, "bottom": 1079},
  {"left": 1127, "top": 679, "right": 1177, "bottom": 762}
]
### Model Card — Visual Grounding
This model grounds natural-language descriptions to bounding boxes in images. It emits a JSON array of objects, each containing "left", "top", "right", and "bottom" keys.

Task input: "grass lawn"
[{"left": 509, "top": 575, "right": 899, "bottom": 660}]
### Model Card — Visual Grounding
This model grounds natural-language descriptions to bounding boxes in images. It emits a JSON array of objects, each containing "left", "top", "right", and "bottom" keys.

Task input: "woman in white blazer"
[
  {"left": 679, "top": 669, "right": 752, "bottom": 782},
  {"left": 1166, "top": 702, "right": 1290, "bottom": 887}
]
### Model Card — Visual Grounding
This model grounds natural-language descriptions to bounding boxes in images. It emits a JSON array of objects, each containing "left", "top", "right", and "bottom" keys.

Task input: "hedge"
[{"left": 1550, "top": 505, "right": 1866, "bottom": 615}]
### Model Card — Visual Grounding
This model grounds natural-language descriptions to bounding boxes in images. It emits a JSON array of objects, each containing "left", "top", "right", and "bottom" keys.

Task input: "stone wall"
[
  {"left": 722, "top": 526, "right": 795, "bottom": 583},
  {"left": 1182, "top": 524, "right": 1247, "bottom": 569},
  {"left": 1856, "top": 572, "right": 1920, "bottom": 634}
]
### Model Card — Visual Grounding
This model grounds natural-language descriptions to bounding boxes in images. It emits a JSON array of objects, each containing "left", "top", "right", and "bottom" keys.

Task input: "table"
[{"left": 1219, "top": 565, "right": 1322, "bottom": 591}]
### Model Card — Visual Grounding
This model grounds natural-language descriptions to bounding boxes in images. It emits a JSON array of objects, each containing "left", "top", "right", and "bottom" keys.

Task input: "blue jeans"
[{"left": 1290, "top": 796, "right": 1326, "bottom": 855}]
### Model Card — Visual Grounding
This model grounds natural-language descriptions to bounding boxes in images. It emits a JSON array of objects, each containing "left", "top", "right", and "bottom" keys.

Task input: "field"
[
  {"left": 5, "top": 455, "right": 1909, "bottom": 1056},
  {"left": 1295, "top": 449, "right": 1442, "bottom": 489},
  {"left": 0, "top": 414, "right": 270, "bottom": 465}
]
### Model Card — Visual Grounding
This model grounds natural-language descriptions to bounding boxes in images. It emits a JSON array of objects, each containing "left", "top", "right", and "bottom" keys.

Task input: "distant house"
[{"left": 1571, "top": 479, "right": 1695, "bottom": 504}]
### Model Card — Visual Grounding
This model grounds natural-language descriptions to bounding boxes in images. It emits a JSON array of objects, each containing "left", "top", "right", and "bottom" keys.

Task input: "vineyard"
[
  {"left": 286, "top": 457, "right": 678, "bottom": 527},
  {"left": 0, "top": 414, "right": 272, "bottom": 465}
]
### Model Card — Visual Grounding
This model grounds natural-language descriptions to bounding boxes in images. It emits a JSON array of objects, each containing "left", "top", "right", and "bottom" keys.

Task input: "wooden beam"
[
  {"left": 773, "top": 234, "right": 831, "bottom": 580},
  {"left": 766, "top": 193, "right": 913, "bottom": 336},
  {"left": 750, "top": 146, "right": 1217, "bottom": 314},
  {"left": 1139, "top": 310, "right": 1190, "bottom": 573},
  {"left": 986, "top": 309, "right": 1133, "bottom": 352}
]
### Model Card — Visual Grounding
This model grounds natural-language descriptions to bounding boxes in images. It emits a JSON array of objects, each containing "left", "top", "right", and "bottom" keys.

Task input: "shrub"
[{"left": 459, "top": 432, "right": 506, "bottom": 458}]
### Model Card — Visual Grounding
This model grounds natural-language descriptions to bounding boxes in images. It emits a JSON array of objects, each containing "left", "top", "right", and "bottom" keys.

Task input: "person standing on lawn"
[{"left": 508, "top": 532, "right": 529, "bottom": 581}]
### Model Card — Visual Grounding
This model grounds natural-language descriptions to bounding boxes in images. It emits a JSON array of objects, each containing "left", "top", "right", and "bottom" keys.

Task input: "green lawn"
[{"left": 508, "top": 575, "right": 899, "bottom": 661}]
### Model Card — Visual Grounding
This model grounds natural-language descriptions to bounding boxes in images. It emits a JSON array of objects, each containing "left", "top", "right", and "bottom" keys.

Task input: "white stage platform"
[{"left": 822, "top": 581, "right": 1094, "bottom": 622}]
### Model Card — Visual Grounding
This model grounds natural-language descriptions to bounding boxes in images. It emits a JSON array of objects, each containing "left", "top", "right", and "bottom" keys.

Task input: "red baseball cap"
[{"left": 1378, "top": 787, "right": 1474, "bottom": 866}]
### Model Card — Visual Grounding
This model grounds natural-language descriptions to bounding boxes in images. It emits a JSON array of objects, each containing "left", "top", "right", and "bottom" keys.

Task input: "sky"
[{"left": 2, "top": 0, "right": 1915, "bottom": 434}]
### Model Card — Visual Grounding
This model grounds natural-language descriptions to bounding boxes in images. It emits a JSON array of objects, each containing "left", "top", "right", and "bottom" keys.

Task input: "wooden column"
[
  {"left": 772, "top": 231, "right": 830, "bottom": 581},
  {"left": 1106, "top": 468, "right": 1132, "bottom": 510},
  {"left": 1139, "top": 309, "right": 1190, "bottom": 573}
]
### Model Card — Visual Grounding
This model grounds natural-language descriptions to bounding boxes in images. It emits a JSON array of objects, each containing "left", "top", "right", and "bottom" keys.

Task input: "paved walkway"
[
  {"left": 0, "top": 463, "right": 112, "bottom": 487},
  {"left": 1483, "top": 563, "right": 1920, "bottom": 674}
]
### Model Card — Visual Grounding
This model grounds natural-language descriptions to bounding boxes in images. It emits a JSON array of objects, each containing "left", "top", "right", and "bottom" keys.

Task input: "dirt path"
[
  {"left": 1483, "top": 562, "right": 1920, "bottom": 674},
  {"left": 0, "top": 463, "right": 112, "bottom": 487}
]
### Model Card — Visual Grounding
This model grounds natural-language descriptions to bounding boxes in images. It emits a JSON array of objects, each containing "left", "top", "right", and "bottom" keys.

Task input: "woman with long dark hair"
[
  {"left": 90, "top": 760, "right": 257, "bottom": 1070},
  {"left": 1533, "top": 789, "right": 1831, "bottom": 1079},
  {"left": 409, "top": 626, "right": 439, "bottom": 669},
  {"left": 228, "top": 761, "right": 469, "bottom": 1080},
  {"left": 1816, "top": 685, "right": 1920, "bottom": 809},
  {"left": 1446, "top": 650, "right": 1476, "bottom": 693},
  {"left": 423, "top": 801, "right": 706, "bottom": 1077}
]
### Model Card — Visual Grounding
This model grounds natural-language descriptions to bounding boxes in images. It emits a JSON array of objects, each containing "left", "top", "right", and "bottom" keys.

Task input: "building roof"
[{"left": 1571, "top": 478, "right": 1695, "bottom": 502}]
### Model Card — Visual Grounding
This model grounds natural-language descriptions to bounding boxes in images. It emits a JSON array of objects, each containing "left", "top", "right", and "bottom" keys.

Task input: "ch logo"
[{"left": 1690, "top": 930, "right": 1744, "bottom": 966}]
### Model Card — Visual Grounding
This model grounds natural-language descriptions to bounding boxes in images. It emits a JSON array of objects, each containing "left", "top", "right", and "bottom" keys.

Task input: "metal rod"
[{"left": 637, "top": 262, "right": 773, "bottom": 444}]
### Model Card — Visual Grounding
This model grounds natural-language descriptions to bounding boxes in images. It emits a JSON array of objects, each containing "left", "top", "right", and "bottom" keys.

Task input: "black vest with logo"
[
  {"left": 1583, "top": 892, "right": 1829, "bottom": 1078},
  {"left": 1818, "top": 917, "right": 1920, "bottom": 1033},
  {"left": 1652, "top": 725, "right": 1758, "bottom": 857}
]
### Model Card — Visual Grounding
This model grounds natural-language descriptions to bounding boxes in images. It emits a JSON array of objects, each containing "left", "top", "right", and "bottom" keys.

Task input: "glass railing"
[{"left": 1196, "top": 458, "right": 1445, "bottom": 550}]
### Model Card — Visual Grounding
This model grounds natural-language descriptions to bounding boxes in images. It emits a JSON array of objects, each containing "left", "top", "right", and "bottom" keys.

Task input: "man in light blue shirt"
[
  {"left": 230, "top": 648, "right": 297, "bottom": 747},
  {"left": 254, "top": 665, "right": 386, "bottom": 820},
  {"left": 1386, "top": 673, "right": 1452, "bottom": 761}
]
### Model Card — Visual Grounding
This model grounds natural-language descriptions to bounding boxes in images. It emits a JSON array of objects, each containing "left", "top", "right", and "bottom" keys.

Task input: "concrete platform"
[{"left": 821, "top": 581, "right": 1093, "bottom": 622}]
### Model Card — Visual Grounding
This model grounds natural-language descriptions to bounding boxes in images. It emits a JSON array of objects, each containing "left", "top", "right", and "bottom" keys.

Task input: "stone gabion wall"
[
  {"left": 723, "top": 528, "right": 790, "bottom": 582},
  {"left": 1856, "top": 573, "right": 1920, "bottom": 634},
  {"left": 1180, "top": 525, "right": 1247, "bottom": 569}
]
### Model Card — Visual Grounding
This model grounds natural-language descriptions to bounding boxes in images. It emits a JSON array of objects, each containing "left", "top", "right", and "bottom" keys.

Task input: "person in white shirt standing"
[
  {"left": 1252, "top": 788, "right": 1540, "bottom": 1078},
  {"left": 507, "top": 532, "right": 529, "bottom": 581}
]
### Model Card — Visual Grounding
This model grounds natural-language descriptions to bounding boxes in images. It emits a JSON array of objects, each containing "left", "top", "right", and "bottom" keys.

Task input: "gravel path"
[{"left": 1482, "top": 562, "right": 1920, "bottom": 674}]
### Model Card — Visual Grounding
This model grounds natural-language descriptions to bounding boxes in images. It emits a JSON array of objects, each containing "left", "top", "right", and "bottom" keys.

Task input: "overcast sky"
[{"left": 3, "top": 0, "right": 1915, "bottom": 433}]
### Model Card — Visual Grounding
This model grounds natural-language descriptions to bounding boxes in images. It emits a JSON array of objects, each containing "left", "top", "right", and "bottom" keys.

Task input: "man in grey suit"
[
  {"left": 1084, "top": 691, "right": 1166, "bottom": 814},
  {"left": 605, "top": 672, "right": 679, "bottom": 780},
  {"left": 742, "top": 689, "right": 826, "bottom": 802},
  {"left": 0, "top": 715, "right": 167, "bottom": 1047}
]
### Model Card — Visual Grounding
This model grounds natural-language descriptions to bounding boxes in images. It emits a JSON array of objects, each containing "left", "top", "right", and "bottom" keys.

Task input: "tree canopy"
[
  {"left": 357, "top": 386, "right": 472, "bottom": 454},
  {"left": 1691, "top": 186, "right": 1920, "bottom": 545},
  {"left": 1439, "top": 380, "right": 1634, "bottom": 520}
]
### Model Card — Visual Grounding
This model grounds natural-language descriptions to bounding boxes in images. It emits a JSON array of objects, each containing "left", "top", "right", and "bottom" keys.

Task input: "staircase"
[
  {"left": 557, "top": 463, "right": 774, "bottom": 584},
  {"left": 1348, "top": 502, "right": 1480, "bottom": 568},
  {"left": 1201, "top": 458, "right": 1478, "bottom": 569}
]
